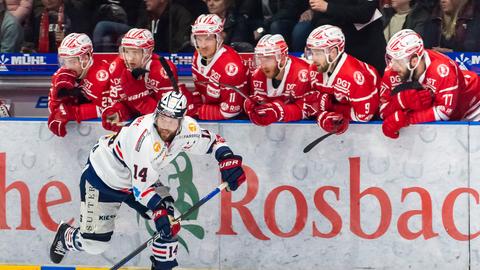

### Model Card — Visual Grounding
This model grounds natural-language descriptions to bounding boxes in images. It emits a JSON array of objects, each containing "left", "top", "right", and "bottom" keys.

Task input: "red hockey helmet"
[
  {"left": 120, "top": 28, "right": 155, "bottom": 68},
  {"left": 385, "top": 29, "right": 424, "bottom": 68},
  {"left": 254, "top": 34, "right": 288, "bottom": 67}
]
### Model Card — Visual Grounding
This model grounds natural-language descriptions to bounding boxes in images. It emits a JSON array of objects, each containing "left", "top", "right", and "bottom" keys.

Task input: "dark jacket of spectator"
[
  {"left": 382, "top": 3, "right": 430, "bottom": 38},
  {"left": 423, "top": 0, "right": 480, "bottom": 51},
  {"left": 137, "top": 1, "right": 192, "bottom": 53},
  {"left": 312, "top": 0, "right": 386, "bottom": 75},
  {"left": 223, "top": 7, "right": 253, "bottom": 46}
]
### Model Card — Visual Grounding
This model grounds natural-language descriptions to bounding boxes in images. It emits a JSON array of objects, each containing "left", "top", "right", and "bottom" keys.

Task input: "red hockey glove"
[
  {"left": 317, "top": 111, "right": 349, "bottom": 134},
  {"left": 101, "top": 102, "right": 130, "bottom": 132},
  {"left": 48, "top": 104, "right": 77, "bottom": 137},
  {"left": 52, "top": 68, "right": 77, "bottom": 98},
  {"left": 382, "top": 89, "right": 432, "bottom": 119},
  {"left": 303, "top": 91, "right": 333, "bottom": 118},
  {"left": 382, "top": 110, "right": 410, "bottom": 139},
  {"left": 249, "top": 102, "right": 284, "bottom": 126}
]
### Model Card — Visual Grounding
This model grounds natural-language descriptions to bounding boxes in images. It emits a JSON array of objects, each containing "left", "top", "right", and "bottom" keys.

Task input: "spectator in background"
[
  {"left": 308, "top": 0, "right": 387, "bottom": 75},
  {"left": 237, "top": 0, "right": 304, "bottom": 46},
  {"left": 64, "top": 0, "right": 95, "bottom": 36},
  {"left": 24, "top": 0, "right": 69, "bottom": 52},
  {"left": 137, "top": 0, "right": 192, "bottom": 52},
  {"left": 177, "top": 0, "right": 207, "bottom": 19},
  {"left": 290, "top": 0, "right": 315, "bottom": 52},
  {"left": 5, "top": 0, "right": 32, "bottom": 25},
  {"left": 205, "top": 0, "right": 253, "bottom": 51},
  {"left": 423, "top": 0, "right": 480, "bottom": 53},
  {"left": 1, "top": 0, "right": 24, "bottom": 52},
  {"left": 382, "top": 0, "right": 430, "bottom": 42}
]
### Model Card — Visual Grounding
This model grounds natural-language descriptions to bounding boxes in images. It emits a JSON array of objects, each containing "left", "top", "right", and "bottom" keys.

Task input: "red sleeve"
[
  {"left": 349, "top": 67, "right": 380, "bottom": 122},
  {"left": 217, "top": 60, "right": 249, "bottom": 119}
]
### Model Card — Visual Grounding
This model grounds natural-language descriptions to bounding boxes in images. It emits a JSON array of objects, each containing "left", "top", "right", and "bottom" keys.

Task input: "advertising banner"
[{"left": 0, "top": 120, "right": 478, "bottom": 269}]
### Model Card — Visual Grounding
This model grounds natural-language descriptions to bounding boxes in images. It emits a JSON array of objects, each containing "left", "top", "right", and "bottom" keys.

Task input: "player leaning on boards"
[
  {"left": 48, "top": 33, "right": 111, "bottom": 137},
  {"left": 380, "top": 29, "right": 480, "bottom": 139},
  {"left": 49, "top": 91, "right": 246, "bottom": 270},
  {"left": 190, "top": 14, "right": 249, "bottom": 120},
  {"left": 245, "top": 34, "right": 311, "bottom": 126},
  {"left": 304, "top": 25, "right": 380, "bottom": 135}
]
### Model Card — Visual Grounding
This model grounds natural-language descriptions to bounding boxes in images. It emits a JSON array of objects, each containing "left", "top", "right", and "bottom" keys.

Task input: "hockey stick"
[
  {"left": 109, "top": 182, "right": 229, "bottom": 270},
  {"left": 158, "top": 55, "right": 180, "bottom": 93},
  {"left": 303, "top": 132, "right": 335, "bottom": 153}
]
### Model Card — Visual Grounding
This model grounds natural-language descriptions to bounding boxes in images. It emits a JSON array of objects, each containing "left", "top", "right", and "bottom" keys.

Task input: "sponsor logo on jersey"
[
  {"left": 153, "top": 141, "right": 161, "bottom": 152},
  {"left": 253, "top": 80, "right": 263, "bottom": 88},
  {"left": 211, "top": 70, "right": 221, "bottom": 82},
  {"left": 96, "top": 70, "right": 109, "bottom": 82},
  {"left": 109, "top": 61, "right": 116, "bottom": 74},
  {"left": 437, "top": 64, "right": 450, "bottom": 78},
  {"left": 135, "top": 129, "right": 148, "bottom": 152},
  {"left": 220, "top": 102, "right": 229, "bottom": 111},
  {"left": 298, "top": 69, "right": 308, "bottom": 82},
  {"left": 188, "top": 123, "right": 197, "bottom": 132},
  {"left": 354, "top": 71, "right": 365, "bottom": 85},
  {"left": 207, "top": 85, "right": 220, "bottom": 98},
  {"left": 225, "top": 63, "right": 239, "bottom": 76}
]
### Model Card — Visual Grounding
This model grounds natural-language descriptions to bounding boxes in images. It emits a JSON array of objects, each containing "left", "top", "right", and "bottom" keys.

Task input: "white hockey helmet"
[
  {"left": 306, "top": 25, "right": 345, "bottom": 59},
  {"left": 254, "top": 34, "right": 288, "bottom": 67},
  {"left": 58, "top": 33, "right": 93, "bottom": 76},
  {"left": 191, "top": 14, "right": 224, "bottom": 49},
  {"left": 58, "top": 33, "right": 93, "bottom": 58},
  {"left": 385, "top": 29, "right": 424, "bottom": 68},
  {"left": 120, "top": 28, "right": 155, "bottom": 67},
  {"left": 155, "top": 91, "right": 188, "bottom": 119}
]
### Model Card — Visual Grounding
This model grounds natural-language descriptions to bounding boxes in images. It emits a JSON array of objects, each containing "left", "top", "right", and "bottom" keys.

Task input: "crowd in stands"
[{"left": 1, "top": 0, "right": 480, "bottom": 55}]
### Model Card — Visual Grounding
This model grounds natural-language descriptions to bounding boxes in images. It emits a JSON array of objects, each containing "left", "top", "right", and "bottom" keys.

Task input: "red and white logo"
[
  {"left": 298, "top": 69, "right": 308, "bottom": 82},
  {"left": 354, "top": 71, "right": 365, "bottom": 85},
  {"left": 225, "top": 63, "right": 239, "bottom": 76},
  {"left": 437, "top": 64, "right": 450, "bottom": 78},
  {"left": 96, "top": 70, "right": 109, "bottom": 82}
]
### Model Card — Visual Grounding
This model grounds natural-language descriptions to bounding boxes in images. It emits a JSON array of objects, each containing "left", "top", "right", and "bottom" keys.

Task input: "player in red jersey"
[
  {"left": 245, "top": 34, "right": 311, "bottom": 126},
  {"left": 190, "top": 14, "right": 249, "bottom": 120},
  {"left": 304, "top": 25, "right": 380, "bottom": 134},
  {"left": 102, "top": 28, "right": 191, "bottom": 131},
  {"left": 380, "top": 29, "right": 480, "bottom": 139},
  {"left": 48, "top": 33, "right": 111, "bottom": 137}
]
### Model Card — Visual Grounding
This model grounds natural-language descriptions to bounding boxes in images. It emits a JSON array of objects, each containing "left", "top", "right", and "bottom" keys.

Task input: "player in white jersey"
[{"left": 49, "top": 91, "right": 246, "bottom": 270}]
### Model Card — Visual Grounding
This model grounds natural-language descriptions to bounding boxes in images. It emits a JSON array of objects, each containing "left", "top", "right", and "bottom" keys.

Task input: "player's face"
[
  {"left": 310, "top": 49, "right": 329, "bottom": 73},
  {"left": 256, "top": 55, "right": 279, "bottom": 79},
  {"left": 389, "top": 57, "right": 410, "bottom": 81},
  {"left": 195, "top": 34, "right": 217, "bottom": 59},
  {"left": 156, "top": 114, "right": 180, "bottom": 142},
  {"left": 59, "top": 56, "right": 83, "bottom": 76},
  {"left": 122, "top": 47, "right": 144, "bottom": 69}
]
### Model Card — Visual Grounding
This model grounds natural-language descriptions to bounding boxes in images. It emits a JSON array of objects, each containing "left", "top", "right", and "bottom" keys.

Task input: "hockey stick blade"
[
  {"left": 109, "top": 182, "right": 229, "bottom": 270},
  {"left": 303, "top": 132, "right": 335, "bottom": 153},
  {"left": 158, "top": 55, "right": 180, "bottom": 93}
]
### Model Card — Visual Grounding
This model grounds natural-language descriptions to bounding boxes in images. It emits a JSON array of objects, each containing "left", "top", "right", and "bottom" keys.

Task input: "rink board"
[{"left": 0, "top": 120, "right": 479, "bottom": 269}]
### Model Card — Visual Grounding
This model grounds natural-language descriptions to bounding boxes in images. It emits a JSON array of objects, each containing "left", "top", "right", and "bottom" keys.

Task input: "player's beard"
[
  {"left": 159, "top": 128, "right": 176, "bottom": 142},
  {"left": 262, "top": 66, "right": 280, "bottom": 79},
  {"left": 316, "top": 62, "right": 329, "bottom": 73}
]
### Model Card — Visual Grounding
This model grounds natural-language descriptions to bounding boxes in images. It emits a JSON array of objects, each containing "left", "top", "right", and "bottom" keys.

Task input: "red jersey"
[
  {"left": 250, "top": 55, "right": 311, "bottom": 122},
  {"left": 108, "top": 54, "right": 179, "bottom": 118},
  {"left": 48, "top": 59, "right": 111, "bottom": 121},
  {"left": 380, "top": 49, "right": 480, "bottom": 122},
  {"left": 192, "top": 45, "right": 249, "bottom": 120},
  {"left": 309, "top": 53, "right": 380, "bottom": 122}
]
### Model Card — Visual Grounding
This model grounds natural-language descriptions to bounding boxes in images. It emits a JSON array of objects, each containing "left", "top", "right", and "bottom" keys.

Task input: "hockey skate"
[{"left": 49, "top": 222, "right": 71, "bottom": 264}]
